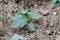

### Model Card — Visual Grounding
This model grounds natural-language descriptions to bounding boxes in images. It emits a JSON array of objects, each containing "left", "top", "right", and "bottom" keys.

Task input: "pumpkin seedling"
[{"left": 12, "top": 10, "right": 42, "bottom": 31}]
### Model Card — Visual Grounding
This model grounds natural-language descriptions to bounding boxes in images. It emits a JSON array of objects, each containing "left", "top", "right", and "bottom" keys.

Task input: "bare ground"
[{"left": 0, "top": 0, "right": 60, "bottom": 40}]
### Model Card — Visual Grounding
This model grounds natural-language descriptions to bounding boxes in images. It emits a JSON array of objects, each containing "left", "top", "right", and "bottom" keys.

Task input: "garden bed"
[{"left": 0, "top": 0, "right": 60, "bottom": 40}]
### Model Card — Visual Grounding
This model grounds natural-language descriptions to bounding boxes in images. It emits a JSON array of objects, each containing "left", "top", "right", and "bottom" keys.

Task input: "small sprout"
[{"left": 12, "top": 10, "right": 42, "bottom": 31}]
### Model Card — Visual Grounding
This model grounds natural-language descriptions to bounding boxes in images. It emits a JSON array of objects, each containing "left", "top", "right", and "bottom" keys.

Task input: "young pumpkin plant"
[{"left": 12, "top": 10, "right": 42, "bottom": 31}]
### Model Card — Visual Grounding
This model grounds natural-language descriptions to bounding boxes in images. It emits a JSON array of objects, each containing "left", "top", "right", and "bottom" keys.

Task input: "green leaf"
[
  {"left": 27, "top": 22, "right": 35, "bottom": 31},
  {"left": 58, "top": 0, "right": 60, "bottom": 2},
  {"left": 12, "top": 20, "right": 21, "bottom": 28},
  {"left": 12, "top": 14, "right": 22, "bottom": 20},
  {"left": 12, "top": 18, "right": 27, "bottom": 28},
  {"left": 50, "top": 0, "right": 57, "bottom": 4},
  {"left": 10, "top": 34, "right": 26, "bottom": 40},
  {"left": 12, "top": 13, "right": 27, "bottom": 28},
  {"left": 19, "top": 18, "right": 27, "bottom": 28},
  {"left": 28, "top": 11, "right": 42, "bottom": 20}
]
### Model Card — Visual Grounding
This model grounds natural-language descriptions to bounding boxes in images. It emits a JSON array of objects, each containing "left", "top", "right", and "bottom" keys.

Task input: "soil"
[{"left": 0, "top": 0, "right": 60, "bottom": 40}]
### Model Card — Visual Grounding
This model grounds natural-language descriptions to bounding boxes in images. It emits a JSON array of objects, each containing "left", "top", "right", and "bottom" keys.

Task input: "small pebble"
[{"left": 46, "top": 30, "right": 51, "bottom": 34}]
